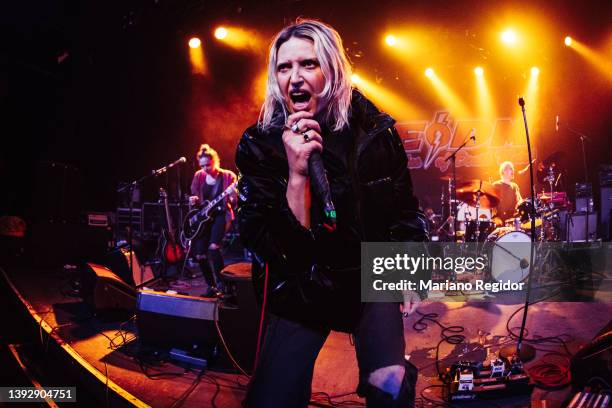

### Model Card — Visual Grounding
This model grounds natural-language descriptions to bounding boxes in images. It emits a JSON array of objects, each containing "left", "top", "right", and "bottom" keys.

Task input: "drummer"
[{"left": 492, "top": 161, "right": 523, "bottom": 226}]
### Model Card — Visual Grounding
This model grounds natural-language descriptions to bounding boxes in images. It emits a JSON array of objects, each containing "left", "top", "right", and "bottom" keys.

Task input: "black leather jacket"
[{"left": 235, "top": 90, "right": 428, "bottom": 332}]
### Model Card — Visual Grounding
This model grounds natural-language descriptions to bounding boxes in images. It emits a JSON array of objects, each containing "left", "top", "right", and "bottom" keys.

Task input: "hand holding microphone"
[
  {"left": 283, "top": 111, "right": 336, "bottom": 228},
  {"left": 283, "top": 111, "right": 323, "bottom": 178}
]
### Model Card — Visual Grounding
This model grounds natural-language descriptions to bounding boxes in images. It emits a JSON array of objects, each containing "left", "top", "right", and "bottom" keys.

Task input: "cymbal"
[
  {"left": 456, "top": 180, "right": 499, "bottom": 209},
  {"left": 538, "top": 193, "right": 552, "bottom": 202}
]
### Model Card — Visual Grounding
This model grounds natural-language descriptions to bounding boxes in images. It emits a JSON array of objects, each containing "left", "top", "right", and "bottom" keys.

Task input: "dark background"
[{"left": 1, "top": 0, "right": 610, "bottom": 224}]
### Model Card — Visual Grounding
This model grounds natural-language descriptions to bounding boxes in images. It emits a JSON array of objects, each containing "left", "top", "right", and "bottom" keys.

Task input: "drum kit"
[{"left": 431, "top": 151, "right": 571, "bottom": 286}]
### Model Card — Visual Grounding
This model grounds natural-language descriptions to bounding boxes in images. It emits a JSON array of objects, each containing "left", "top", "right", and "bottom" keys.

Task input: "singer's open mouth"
[{"left": 289, "top": 89, "right": 312, "bottom": 111}]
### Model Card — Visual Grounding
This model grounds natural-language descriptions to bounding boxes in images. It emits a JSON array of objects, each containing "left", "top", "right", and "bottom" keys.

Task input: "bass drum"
[{"left": 487, "top": 229, "right": 532, "bottom": 283}]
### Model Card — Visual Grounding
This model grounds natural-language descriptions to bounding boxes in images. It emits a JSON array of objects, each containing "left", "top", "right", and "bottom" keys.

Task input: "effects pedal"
[{"left": 444, "top": 354, "right": 533, "bottom": 402}]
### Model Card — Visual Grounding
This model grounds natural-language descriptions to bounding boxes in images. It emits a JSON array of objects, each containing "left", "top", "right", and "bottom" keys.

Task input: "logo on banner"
[{"left": 396, "top": 111, "right": 530, "bottom": 172}]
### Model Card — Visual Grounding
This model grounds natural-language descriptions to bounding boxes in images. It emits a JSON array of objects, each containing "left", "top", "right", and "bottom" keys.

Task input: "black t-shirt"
[{"left": 200, "top": 176, "right": 225, "bottom": 215}]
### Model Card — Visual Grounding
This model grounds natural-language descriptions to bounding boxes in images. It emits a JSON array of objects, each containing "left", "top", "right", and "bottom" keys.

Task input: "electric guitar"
[
  {"left": 181, "top": 182, "right": 237, "bottom": 241},
  {"left": 159, "top": 188, "right": 185, "bottom": 264}
]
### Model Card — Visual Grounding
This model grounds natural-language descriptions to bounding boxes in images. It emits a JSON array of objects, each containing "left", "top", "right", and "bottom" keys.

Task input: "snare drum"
[{"left": 487, "top": 229, "right": 532, "bottom": 283}]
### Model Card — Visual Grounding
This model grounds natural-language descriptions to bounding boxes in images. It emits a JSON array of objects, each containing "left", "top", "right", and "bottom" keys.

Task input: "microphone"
[
  {"left": 519, "top": 258, "right": 530, "bottom": 269},
  {"left": 470, "top": 128, "right": 476, "bottom": 144},
  {"left": 152, "top": 156, "right": 187, "bottom": 176},
  {"left": 308, "top": 151, "right": 337, "bottom": 230},
  {"left": 555, "top": 115, "right": 559, "bottom": 132}
]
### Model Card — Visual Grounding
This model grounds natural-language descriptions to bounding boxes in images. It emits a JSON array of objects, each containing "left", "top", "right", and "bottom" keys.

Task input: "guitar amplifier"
[
  {"left": 600, "top": 187, "right": 612, "bottom": 241},
  {"left": 567, "top": 212, "right": 598, "bottom": 242},
  {"left": 599, "top": 166, "right": 612, "bottom": 241},
  {"left": 599, "top": 164, "right": 612, "bottom": 187}
]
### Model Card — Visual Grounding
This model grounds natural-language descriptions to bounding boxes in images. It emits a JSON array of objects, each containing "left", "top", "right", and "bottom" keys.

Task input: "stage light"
[
  {"left": 350, "top": 72, "right": 423, "bottom": 119},
  {"left": 213, "top": 25, "right": 262, "bottom": 51},
  {"left": 425, "top": 68, "right": 434, "bottom": 78},
  {"left": 215, "top": 27, "right": 228, "bottom": 40},
  {"left": 565, "top": 36, "right": 572, "bottom": 46},
  {"left": 531, "top": 66, "right": 540, "bottom": 76},
  {"left": 188, "top": 37, "right": 201, "bottom": 49},
  {"left": 565, "top": 37, "right": 612, "bottom": 82},
  {"left": 189, "top": 44, "right": 207, "bottom": 75},
  {"left": 474, "top": 66, "right": 484, "bottom": 77},
  {"left": 501, "top": 29, "right": 518, "bottom": 45},
  {"left": 385, "top": 35, "right": 397, "bottom": 47}
]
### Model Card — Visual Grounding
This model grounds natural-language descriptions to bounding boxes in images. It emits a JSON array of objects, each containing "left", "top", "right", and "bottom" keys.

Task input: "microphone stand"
[
  {"left": 500, "top": 97, "right": 536, "bottom": 362},
  {"left": 444, "top": 135, "right": 473, "bottom": 240},
  {"left": 117, "top": 161, "right": 184, "bottom": 285},
  {"left": 117, "top": 172, "right": 157, "bottom": 286},
  {"left": 567, "top": 126, "right": 591, "bottom": 243}
]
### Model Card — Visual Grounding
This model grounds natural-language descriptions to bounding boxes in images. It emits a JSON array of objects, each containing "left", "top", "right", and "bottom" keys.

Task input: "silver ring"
[{"left": 291, "top": 122, "right": 300, "bottom": 133}]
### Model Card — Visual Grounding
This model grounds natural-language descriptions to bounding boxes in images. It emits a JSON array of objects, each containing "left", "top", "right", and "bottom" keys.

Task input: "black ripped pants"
[
  {"left": 244, "top": 302, "right": 417, "bottom": 407},
  {"left": 192, "top": 214, "right": 226, "bottom": 288}
]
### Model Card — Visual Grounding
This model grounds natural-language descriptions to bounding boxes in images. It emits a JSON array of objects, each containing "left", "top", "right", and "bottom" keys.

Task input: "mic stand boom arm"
[{"left": 444, "top": 135, "right": 473, "bottom": 234}]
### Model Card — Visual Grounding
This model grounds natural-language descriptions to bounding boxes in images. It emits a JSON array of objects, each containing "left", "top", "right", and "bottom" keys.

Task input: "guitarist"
[{"left": 189, "top": 143, "right": 237, "bottom": 297}]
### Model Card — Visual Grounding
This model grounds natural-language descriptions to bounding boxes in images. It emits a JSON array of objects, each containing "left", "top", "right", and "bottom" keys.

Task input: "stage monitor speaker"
[
  {"left": 599, "top": 186, "right": 612, "bottom": 241},
  {"left": 81, "top": 263, "right": 137, "bottom": 319},
  {"left": 219, "top": 262, "right": 259, "bottom": 373},
  {"left": 137, "top": 291, "right": 219, "bottom": 358},
  {"left": 137, "top": 271, "right": 259, "bottom": 373},
  {"left": 105, "top": 247, "right": 155, "bottom": 287},
  {"left": 567, "top": 212, "right": 598, "bottom": 242}
]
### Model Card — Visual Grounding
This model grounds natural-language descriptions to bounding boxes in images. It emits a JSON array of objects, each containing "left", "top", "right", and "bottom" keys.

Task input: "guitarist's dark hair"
[{"left": 196, "top": 144, "right": 220, "bottom": 167}]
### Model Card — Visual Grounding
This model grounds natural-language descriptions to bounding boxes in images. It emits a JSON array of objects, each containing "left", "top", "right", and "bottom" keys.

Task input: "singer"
[
  {"left": 235, "top": 19, "right": 428, "bottom": 407},
  {"left": 188, "top": 143, "right": 237, "bottom": 296}
]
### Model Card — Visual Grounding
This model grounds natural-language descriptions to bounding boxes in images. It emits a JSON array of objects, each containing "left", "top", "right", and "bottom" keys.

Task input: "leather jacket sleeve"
[
  {"left": 387, "top": 127, "right": 431, "bottom": 299},
  {"left": 387, "top": 127, "right": 429, "bottom": 243},
  {"left": 235, "top": 131, "right": 316, "bottom": 274}
]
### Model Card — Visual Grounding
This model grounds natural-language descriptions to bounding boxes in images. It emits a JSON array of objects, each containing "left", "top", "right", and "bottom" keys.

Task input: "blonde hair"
[
  {"left": 499, "top": 161, "right": 514, "bottom": 177},
  {"left": 259, "top": 18, "right": 352, "bottom": 132}
]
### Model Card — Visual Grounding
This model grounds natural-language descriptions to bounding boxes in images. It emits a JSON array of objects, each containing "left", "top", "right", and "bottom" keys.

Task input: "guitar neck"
[
  {"left": 203, "top": 183, "right": 236, "bottom": 212},
  {"left": 162, "top": 192, "right": 176, "bottom": 242}
]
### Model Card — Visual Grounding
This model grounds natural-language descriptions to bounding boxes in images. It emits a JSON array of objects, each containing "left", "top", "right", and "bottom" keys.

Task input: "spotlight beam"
[
  {"left": 475, "top": 68, "right": 495, "bottom": 121},
  {"left": 213, "top": 25, "right": 262, "bottom": 52},
  {"left": 426, "top": 70, "right": 471, "bottom": 117},
  {"left": 568, "top": 38, "right": 612, "bottom": 82},
  {"left": 352, "top": 72, "right": 424, "bottom": 119}
]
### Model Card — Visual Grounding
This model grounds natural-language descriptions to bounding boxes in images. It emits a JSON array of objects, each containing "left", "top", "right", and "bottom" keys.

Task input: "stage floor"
[{"left": 1, "top": 264, "right": 610, "bottom": 408}]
